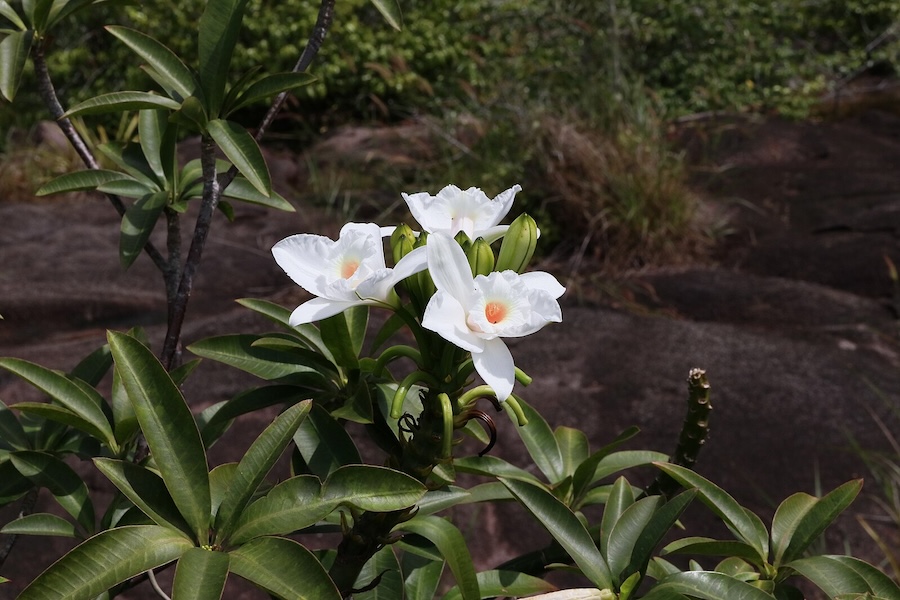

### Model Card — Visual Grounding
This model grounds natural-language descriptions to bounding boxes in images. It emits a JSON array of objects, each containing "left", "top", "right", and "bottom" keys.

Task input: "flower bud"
[
  {"left": 454, "top": 230, "right": 472, "bottom": 251},
  {"left": 496, "top": 213, "right": 537, "bottom": 273},
  {"left": 467, "top": 237, "right": 495, "bottom": 277},
  {"left": 391, "top": 223, "right": 416, "bottom": 265},
  {"left": 413, "top": 231, "right": 435, "bottom": 305}
]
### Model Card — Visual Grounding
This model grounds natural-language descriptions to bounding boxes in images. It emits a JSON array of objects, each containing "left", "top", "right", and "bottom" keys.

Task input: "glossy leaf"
[
  {"left": 215, "top": 400, "right": 311, "bottom": 538},
  {"left": 556, "top": 426, "right": 590, "bottom": 479},
  {"left": 17, "top": 525, "right": 193, "bottom": 600},
  {"left": 662, "top": 537, "right": 763, "bottom": 564},
  {"left": 68, "top": 342, "right": 113, "bottom": 387},
  {"left": 108, "top": 331, "right": 211, "bottom": 543},
  {"left": 354, "top": 546, "right": 402, "bottom": 600},
  {"left": 319, "top": 306, "right": 368, "bottom": 370},
  {"left": 641, "top": 570, "right": 775, "bottom": 600},
  {"left": 624, "top": 489, "right": 697, "bottom": 580},
  {"left": 653, "top": 462, "right": 769, "bottom": 561},
  {"left": 571, "top": 426, "right": 640, "bottom": 498},
  {"left": 93, "top": 458, "right": 194, "bottom": 538},
  {"left": 402, "top": 553, "right": 444, "bottom": 600},
  {"left": 606, "top": 496, "right": 662, "bottom": 582},
  {"left": 197, "top": 0, "right": 250, "bottom": 116},
  {"left": 0, "top": 1, "right": 26, "bottom": 30},
  {"left": 0, "top": 399, "right": 29, "bottom": 450},
  {"left": 187, "top": 334, "right": 327, "bottom": 385},
  {"left": 368, "top": 0, "right": 402, "bottom": 30},
  {"left": 198, "top": 385, "right": 312, "bottom": 448},
  {"left": 453, "top": 455, "right": 543, "bottom": 485},
  {"left": 172, "top": 547, "right": 230, "bottom": 600},
  {"left": 98, "top": 142, "right": 160, "bottom": 186},
  {"left": 395, "top": 516, "right": 480, "bottom": 600},
  {"left": 229, "top": 476, "right": 330, "bottom": 544},
  {"left": 64, "top": 91, "right": 181, "bottom": 117},
  {"left": 120, "top": 190, "right": 167, "bottom": 268},
  {"left": 590, "top": 450, "right": 669, "bottom": 484},
  {"left": 415, "top": 486, "right": 471, "bottom": 516},
  {"left": 505, "top": 397, "right": 563, "bottom": 483},
  {"left": 770, "top": 492, "right": 817, "bottom": 567},
  {"left": 779, "top": 479, "right": 862, "bottom": 565},
  {"left": 0, "top": 460, "right": 33, "bottom": 504},
  {"left": 207, "top": 118, "right": 271, "bottom": 195},
  {"left": 11, "top": 451, "right": 95, "bottom": 535},
  {"left": 788, "top": 555, "right": 900, "bottom": 600},
  {"left": 324, "top": 465, "right": 426, "bottom": 512},
  {"left": 0, "top": 357, "right": 116, "bottom": 450},
  {"left": 106, "top": 26, "right": 196, "bottom": 100},
  {"left": 0, "top": 513, "right": 78, "bottom": 538},
  {"left": 500, "top": 477, "right": 613, "bottom": 590},
  {"left": 223, "top": 176, "right": 294, "bottom": 211},
  {"left": 0, "top": 29, "right": 33, "bottom": 101},
  {"left": 227, "top": 71, "right": 317, "bottom": 114},
  {"left": 110, "top": 362, "right": 139, "bottom": 445},
  {"left": 292, "top": 403, "right": 361, "bottom": 479},
  {"left": 229, "top": 535, "right": 340, "bottom": 599},
  {"left": 442, "top": 570, "right": 557, "bottom": 600},
  {"left": 601, "top": 476, "right": 635, "bottom": 558}
]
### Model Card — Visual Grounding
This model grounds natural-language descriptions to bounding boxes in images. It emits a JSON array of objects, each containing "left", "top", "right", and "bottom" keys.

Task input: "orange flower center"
[
  {"left": 484, "top": 301, "right": 507, "bottom": 324},
  {"left": 341, "top": 260, "right": 360, "bottom": 279}
]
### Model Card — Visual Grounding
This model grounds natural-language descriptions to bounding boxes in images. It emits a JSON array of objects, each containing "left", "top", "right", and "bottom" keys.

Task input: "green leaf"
[
  {"left": 354, "top": 546, "right": 402, "bottom": 600},
  {"left": 46, "top": 0, "right": 106, "bottom": 28},
  {"left": 0, "top": 399, "right": 29, "bottom": 450},
  {"left": 319, "top": 305, "right": 368, "bottom": 370},
  {"left": 64, "top": 91, "right": 181, "bottom": 117},
  {"left": 395, "top": 516, "right": 480, "bottom": 600},
  {"left": 500, "top": 477, "right": 613, "bottom": 590},
  {"left": 368, "top": 0, "right": 402, "bottom": 30},
  {"left": 590, "top": 450, "right": 669, "bottom": 484},
  {"left": 137, "top": 109, "right": 169, "bottom": 184},
  {"left": 556, "top": 426, "right": 590, "bottom": 479},
  {"left": 172, "top": 547, "right": 230, "bottom": 600},
  {"left": 198, "top": 385, "right": 312, "bottom": 448},
  {"left": 110, "top": 362, "right": 139, "bottom": 445},
  {"left": 324, "top": 465, "right": 426, "bottom": 512},
  {"left": 226, "top": 71, "right": 317, "bottom": 115},
  {"left": 504, "top": 397, "right": 563, "bottom": 483},
  {"left": 108, "top": 331, "right": 211, "bottom": 543},
  {"left": 572, "top": 426, "right": 640, "bottom": 500},
  {"left": 0, "top": 1, "right": 27, "bottom": 30},
  {"left": 228, "top": 535, "right": 341, "bottom": 600},
  {"left": 779, "top": 479, "right": 862, "bottom": 565},
  {"left": 27, "top": 0, "right": 51, "bottom": 30},
  {"left": 222, "top": 176, "right": 294, "bottom": 211},
  {"left": 606, "top": 496, "right": 662, "bottom": 583},
  {"left": 10, "top": 451, "right": 95, "bottom": 535},
  {"left": 93, "top": 458, "right": 194, "bottom": 539},
  {"left": 198, "top": 0, "right": 250, "bottom": 117},
  {"left": 401, "top": 553, "right": 444, "bottom": 600},
  {"left": 0, "top": 357, "right": 116, "bottom": 450},
  {"left": 442, "top": 570, "right": 557, "bottom": 600},
  {"left": 653, "top": 463, "right": 769, "bottom": 561},
  {"left": 601, "top": 476, "right": 635, "bottom": 559},
  {"left": 120, "top": 190, "right": 167, "bottom": 269},
  {"left": 229, "top": 476, "right": 330, "bottom": 545},
  {"left": 207, "top": 118, "right": 271, "bottom": 196},
  {"left": 625, "top": 490, "right": 697, "bottom": 579},
  {"left": 68, "top": 342, "right": 113, "bottom": 387},
  {"left": 235, "top": 299, "right": 333, "bottom": 357},
  {"left": 98, "top": 141, "right": 160, "bottom": 186},
  {"left": 415, "top": 486, "right": 471, "bottom": 516},
  {"left": 214, "top": 400, "right": 312, "bottom": 539},
  {"left": 662, "top": 537, "right": 763, "bottom": 564},
  {"left": 106, "top": 26, "right": 196, "bottom": 100},
  {"left": 188, "top": 334, "right": 328, "bottom": 385},
  {"left": 789, "top": 555, "right": 900, "bottom": 600},
  {"left": 453, "top": 455, "right": 544, "bottom": 485},
  {"left": 18, "top": 525, "right": 193, "bottom": 600},
  {"left": 0, "top": 459, "right": 32, "bottom": 504},
  {"left": 292, "top": 403, "right": 361, "bottom": 480},
  {"left": 770, "top": 492, "right": 817, "bottom": 567},
  {"left": 0, "top": 29, "right": 33, "bottom": 102},
  {"left": 642, "top": 570, "right": 775, "bottom": 600},
  {"left": 0, "top": 513, "right": 78, "bottom": 538}
]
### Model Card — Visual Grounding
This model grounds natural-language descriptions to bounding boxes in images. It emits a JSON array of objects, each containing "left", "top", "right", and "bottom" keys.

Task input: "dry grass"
[{"left": 0, "top": 127, "right": 83, "bottom": 202}]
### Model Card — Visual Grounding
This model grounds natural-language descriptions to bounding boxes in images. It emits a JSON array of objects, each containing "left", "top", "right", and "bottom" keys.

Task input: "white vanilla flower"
[
  {"left": 422, "top": 232, "right": 564, "bottom": 401},
  {"left": 273, "top": 223, "right": 427, "bottom": 325},
  {"left": 402, "top": 184, "right": 522, "bottom": 242}
]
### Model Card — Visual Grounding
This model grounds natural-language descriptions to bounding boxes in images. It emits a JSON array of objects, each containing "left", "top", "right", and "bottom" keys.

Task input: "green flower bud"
[
  {"left": 454, "top": 230, "right": 472, "bottom": 251},
  {"left": 413, "top": 231, "right": 435, "bottom": 308},
  {"left": 467, "top": 237, "right": 495, "bottom": 277},
  {"left": 496, "top": 213, "right": 537, "bottom": 273},
  {"left": 599, "top": 590, "right": 617, "bottom": 600},
  {"left": 391, "top": 223, "right": 416, "bottom": 264}
]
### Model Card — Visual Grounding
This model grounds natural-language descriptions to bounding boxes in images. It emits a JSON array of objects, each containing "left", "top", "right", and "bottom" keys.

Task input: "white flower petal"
[
  {"left": 272, "top": 234, "right": 336, "bottom": 297},
  {"left": 485, "top": 184, "right": 521, "bottom": 226},
  {"left": 403, "top": 190, "right": 452, "bottom": 234},
  {"left": 472, "top": 337, "right": 516, "bottom": 401},
  {"left": 520, "top": 271, "right": 566, "bottom": 299},
  {"left": 426, "top": 233, "right": 476, "bottom": 307},
  {"left": 289, "top": 298, "right": 361, "bottom": 325},
  {"left": 422, "top": 290, "right": 484, "bottom": 353},
  {"left": 478, "top": 225, "right": 509, "bottom": 244}
]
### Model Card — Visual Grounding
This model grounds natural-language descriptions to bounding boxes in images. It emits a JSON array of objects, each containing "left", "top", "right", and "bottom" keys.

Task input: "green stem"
[{"left": 373, "top": 345, "right": 422, "bottom": 377}]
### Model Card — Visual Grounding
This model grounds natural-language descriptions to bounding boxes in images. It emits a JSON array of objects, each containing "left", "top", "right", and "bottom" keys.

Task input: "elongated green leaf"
[
  {"left": 453, "top": 455, "right": 544, "bottom": 485},
  {"left": 187, "top": 334, "right": 327, "bottom": 385},
  {"left": 808, "top": 555, "right": 900, "bottom": 600},
  {"left": 601, "top": 476, "right": 635, "bottom": 560},
  {"left": 607, "top": 496, "right": 662, "bottom": 583},
  {"left": 223, "top": 176, "right": 294, "bottom": 211},
  {"left": 324, "top": 465, "right": 426, "bottom": 512},
  {"left": 198, "top": 385, "right": 312, "bottom": 448},
  {"left": 0, "top": 29, "right": 32, "bottom": 101},
  {"left": 108, "top": 331, "right": 211, "bottom": 543},
  {"left": 46, "top": 0, "right": 103, "bottom": 28},
  {"left": 653, "top": 463, "right": 769, "bottom": 561},
  {"left": 662, "top": 537, "right": 763, "bottom": 563},
  {"left": 229, "top": 476, "right": 330, "bottom": 545},
  {"left": 590, "top": 450, "right": 669, "bottom": 484},
  {"left": 625, "top": 489, "right": 697, "bottom": 578},
  {"left": 65, "top": 91, "right": 181, "bottom": 117},
  {"left": 504, "top": 397, "right": 563, "bottom": 483},
  {"left": 18, "top": 525, "right": 193, "bottom": 600},
  {"left": 0, "top": 459, "right": 32, "bottom": 503},
  {"left": 642, "top": 570, "right": 775, "bottom": 600},
  {"left": 10, "top": 451, "right": 95, "bottom": 534},
  {"left": 235, "top": 298, "right": 333, "bottom": 355},
  {"left": 120, "top": 190, "right": 167, "bottom": 268},
  {"left": 28, "top": 0, "right": 52, "bottom": 30},
  {"left": 198, "top": 0, "right": 250, "bottom": 116},
  {"left": 227, "top": 71, "right": 317, "bottom": 114},
  {"left": 0, "top": 399, "right": 29, "bottom": 450},
  {"left": 138, "top": 109, "right": 168, "bottom": 183},
  {"left": 395, "top": 516, "right": 480, "bottom": 600},
  {"left": 779, "top": 479, "right": 862, "bottom": 565},
  {"left": 97, "top": 175, "right": 157, "bottom": 199},
  {"left": 110, "top": 362, "right": 139, "bottom": 445},
  {"left": 215, "top": 401, "right": 312, "bottom": 538},
  {"left": 68, "top": 342, "right": 113, "bottom": 387},
  {"left": 36, "top": 169, "right": 129, "bottom": 196},
  {"left": 354, "top": 546, "right": 402, "bottom": 600},
  {"left": 0, "top": 1, "right": 26, "bottom": 29},
  {"left": 12, "top": 403, "right": 114, "bottom": 449},
  {"left": 500, "top": 477, "right": 613, "bottom": 590},
  {"left": 402, "top": 553, "right": 444, "bottom": 600},
  {"left": 0, "top": 512, "right": 78, "bottom": 538},
  {"left": 415, "top": 486, "right": 471, "bottom": 516},
  {"left": 442, "top": 570, "right": 557, "bottom": 600},
  {"left": 172, "top": 547, "right": 230, "bottom": 600},
  {"left": 789, "top": 554, "right": 900, "bottom": 599},
  {"left": 369, "top": 0, "right": 402, "bottom": 30},
  {"left": 98, "top": 141, "right": 159, "bottom": 186},
  {"left": 0, "top": 357, "right": 116, "bottom": 450},
  {"left": 207, "top": 119, "right": 271, "bottom": 195},
  {"left": 292, "top": 403, "right": 361, "bottom": 480},
  {"left": 572, "top": 426, "right": 640, "bottom": 500},
  {"left": 556, "top": 426, "right": 590, "bottom": 479},
  {"left": 771, "top": 492, "right": 817, "bottom": 567},
  {"left": 106, "top": 26, "right": 196, "bottom": 100},
  {"left": 229, "top": 535, "right": 340, "bottom": 600},
  {"left": 94, "top": 458, "right": 194, "bottom": 538}
]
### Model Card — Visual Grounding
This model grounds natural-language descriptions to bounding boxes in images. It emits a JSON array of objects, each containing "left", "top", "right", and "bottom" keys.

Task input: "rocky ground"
[{"left": 1, "top": 107, "right": 900, "bottom": 598}]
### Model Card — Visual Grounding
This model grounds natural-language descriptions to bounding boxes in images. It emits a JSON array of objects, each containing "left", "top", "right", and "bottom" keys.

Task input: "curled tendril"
[
  {"left": 466, "top": 409, "right": 498, "bottom": 457},
  {"left": 398, "top": 413, "right": 418, "bottom": 441}
]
